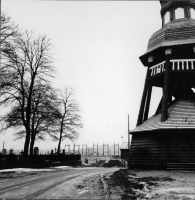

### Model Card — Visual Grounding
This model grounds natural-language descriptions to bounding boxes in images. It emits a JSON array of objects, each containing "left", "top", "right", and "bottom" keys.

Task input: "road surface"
[{"left": 0, "top": 167, "right": 118, "bottom": 199}]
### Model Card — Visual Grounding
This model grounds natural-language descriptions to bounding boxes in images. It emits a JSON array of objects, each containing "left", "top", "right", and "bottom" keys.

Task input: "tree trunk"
[
  {"left": 30, "top": 132, "right": 36, "bottom": 155},
  {"left": 23, "top": 127, "right": 31, "bottom": 155},
  {"left": 57, "top": 123, "right": 63, "bottom": 155},
  {"left": 24, "top": 74, "right": 36, "bottom": 155}
]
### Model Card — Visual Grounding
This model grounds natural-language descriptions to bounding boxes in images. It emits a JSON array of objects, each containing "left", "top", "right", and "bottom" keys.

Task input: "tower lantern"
[{"left": 129, "top": 0, "right": 195, "bottom": 169}]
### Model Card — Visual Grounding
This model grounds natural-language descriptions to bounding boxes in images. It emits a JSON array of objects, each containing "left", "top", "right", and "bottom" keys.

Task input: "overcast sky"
[{"left": 0, "top": 0, "right": 162, "bottom": 151}]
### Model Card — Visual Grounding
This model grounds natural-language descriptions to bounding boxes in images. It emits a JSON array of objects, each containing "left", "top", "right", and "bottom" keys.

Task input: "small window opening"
[
  {"left": 190, "top": 8, "right": 195, "bottom": 19},
  {"left": 164, "top": 11, "right": 170, "bottom": 24},
  {"left": 175, "top": 7, "right": 185, "bottom": 19}
]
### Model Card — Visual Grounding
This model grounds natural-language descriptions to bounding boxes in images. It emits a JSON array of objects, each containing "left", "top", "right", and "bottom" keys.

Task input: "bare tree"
[
  {"left": 1, "top": 13, "right": 18, "bottom": 54},
  {"left": 53, "top": 88, "right": 83, "bottom": 155},
  {"left": 0, "top": 31, "right": 55, "bottom": 155}
]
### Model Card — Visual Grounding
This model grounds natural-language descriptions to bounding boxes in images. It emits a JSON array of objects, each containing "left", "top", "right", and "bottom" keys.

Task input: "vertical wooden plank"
[
  {"left": 161, "top": 53, "right": 171, "bottom": 122},
  {"left": 136, "top": 67, "right": 150, "bottom": 126},
  {"left": 143, "top": 81, "right": 152, "bottom": 121}
]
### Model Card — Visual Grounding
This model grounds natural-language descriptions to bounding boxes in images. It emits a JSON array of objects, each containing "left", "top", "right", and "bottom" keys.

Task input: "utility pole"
[{"left": 128, "top": 114, "right": 130, "bottom": 149}]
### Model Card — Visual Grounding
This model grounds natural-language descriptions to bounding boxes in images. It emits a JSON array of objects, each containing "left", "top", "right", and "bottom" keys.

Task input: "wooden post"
[
  {"left": 143, "top": 59, "right": 154, "bottom": 121},
  {"left": 155, "top": 97, "right": 163, "bottom": 115},
  {"left": 143, "top": 81, "right": 152, "bottom": 121},
  {"left": 137, "top": 56, "right": 154, "bottom": 126},
  {"left": 103, "top": 143, "right": 104, "bottom": 156},
  {"left": 128, "top": 114, "right": 130, "bottom": 149},
  {"left": 97, "top": 144, "right": 98, "bottom": 156},
  {"left": 136, "top": 68, "right": 150, "bottom": 126},
  {"left": 161, "top": 48, "right": 172, "bottom": 122}
]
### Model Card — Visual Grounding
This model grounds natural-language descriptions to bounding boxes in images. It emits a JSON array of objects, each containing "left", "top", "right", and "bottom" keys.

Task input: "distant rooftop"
[{"left": 120, "top": 142, "right": 128, "bottom": 149}]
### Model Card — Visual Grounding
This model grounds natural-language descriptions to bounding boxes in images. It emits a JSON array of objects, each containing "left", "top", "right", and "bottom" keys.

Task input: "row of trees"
[{"left": 0, "top": 14, "right": 82, "bottom": 155}]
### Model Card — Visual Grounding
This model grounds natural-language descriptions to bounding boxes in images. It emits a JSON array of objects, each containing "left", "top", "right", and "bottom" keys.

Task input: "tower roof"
[
  {"left": 160, "top": 0, "right": 195, "bottom": 13},
  {"left": 132, "top": 100, "right": 195, "bottom": 133},
  {"left": 140, "top": 0, "right": 195, "bottom": 66},
  {"left": 147, "top": 18, "right": 195, "bottom": 54}
]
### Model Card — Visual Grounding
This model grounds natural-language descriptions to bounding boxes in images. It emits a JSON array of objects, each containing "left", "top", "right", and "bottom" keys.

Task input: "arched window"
[
  {"left": 175, "top": 7, "right": 185, "bottom": 19},
  {"left": 164, "top": 11, "right": 170, "bottom": 24},
  {"left": 190, "top": 8, "right": 195, "bottom": 19}
]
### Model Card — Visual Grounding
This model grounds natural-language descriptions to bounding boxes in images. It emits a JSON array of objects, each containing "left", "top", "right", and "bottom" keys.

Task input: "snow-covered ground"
[
  {"left": 0, "top": 166, "right": 72, "bottom": 173},
  {"left": 1, "top": 167, "right": 195, "bottom": 199}
]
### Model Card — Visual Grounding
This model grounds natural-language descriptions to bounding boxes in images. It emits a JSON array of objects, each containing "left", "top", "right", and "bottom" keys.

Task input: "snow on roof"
[
  {"left": 132, "top": 100, "right": 195, "bottom": 132},
  {"left": 120, "top": 142, "right": 128, "bottom": 149}
]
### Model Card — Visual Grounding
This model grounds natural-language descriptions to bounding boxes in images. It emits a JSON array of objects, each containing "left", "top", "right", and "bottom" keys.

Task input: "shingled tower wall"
[{"left": 129, "top": 0, "right": 195, "bottom": 169}]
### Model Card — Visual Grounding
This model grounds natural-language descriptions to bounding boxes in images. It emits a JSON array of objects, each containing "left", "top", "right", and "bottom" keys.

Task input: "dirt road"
[
  {"left": 0, "top": 167, "right": 118, "bottom": 199},
  {"left": 103, "top": 169, "right": 195, "bottom": 200},
  {"left": 3, "top": 167, "right": 195, "bottom": 199}
]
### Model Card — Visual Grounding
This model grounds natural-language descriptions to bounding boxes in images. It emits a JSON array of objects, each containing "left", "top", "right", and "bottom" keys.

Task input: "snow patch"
[
  {"left": 0, "top": 166, "right": 71, "bottom": 173},
  {"left": 51, "top": 166, "right": 72, "bottom": 169},
  {"left": 0, "top": 168, "right": 54, "bottom": 173}
]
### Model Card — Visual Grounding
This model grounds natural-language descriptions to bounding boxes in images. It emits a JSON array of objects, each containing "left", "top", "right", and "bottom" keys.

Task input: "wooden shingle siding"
[
  {"left": 147, "top": 19, "right": 195, "bottom": 52},
  {"left": 128, "top": 132, "right": 195, "bottom": 169},
  {"left": 132, "top": 100, "right": 195, "bottom": 132},
  {"left": 160, "top": 0, "right": 195, "bottom": 14}
]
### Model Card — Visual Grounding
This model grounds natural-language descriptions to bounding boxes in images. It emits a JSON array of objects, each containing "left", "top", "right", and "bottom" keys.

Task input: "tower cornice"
[{"left": 160, "top": 0, "right": 195, "bottom": 14}]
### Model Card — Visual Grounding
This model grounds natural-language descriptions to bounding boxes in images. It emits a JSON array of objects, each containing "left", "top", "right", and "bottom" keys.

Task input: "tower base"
[{"left": 128, "top": 131, "right": 195, "bottom": 169}]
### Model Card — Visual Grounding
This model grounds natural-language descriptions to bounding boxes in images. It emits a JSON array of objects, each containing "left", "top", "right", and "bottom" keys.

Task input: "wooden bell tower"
[{"left": 129, "top": 0, "right": 195, "bottom": 169}]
